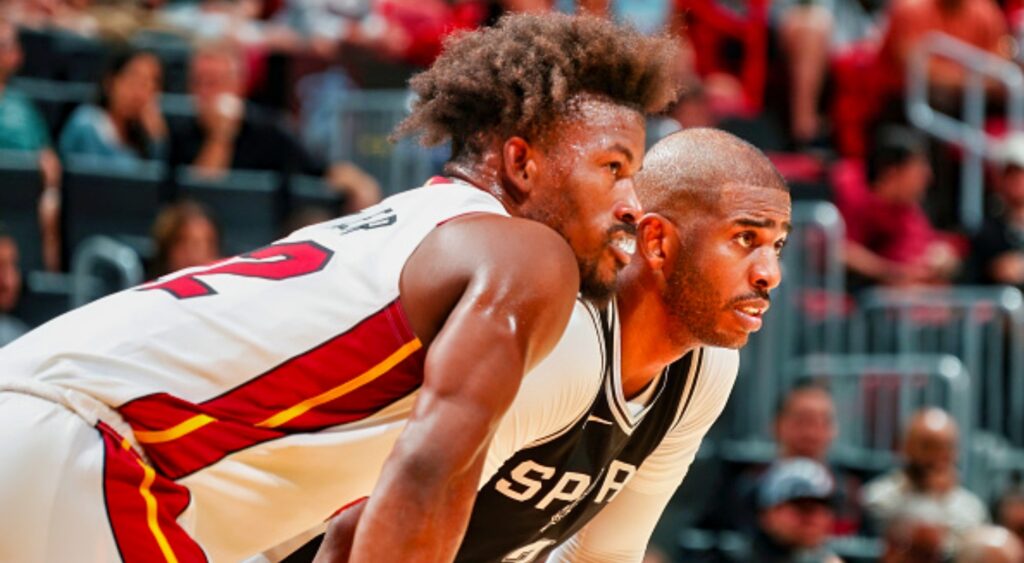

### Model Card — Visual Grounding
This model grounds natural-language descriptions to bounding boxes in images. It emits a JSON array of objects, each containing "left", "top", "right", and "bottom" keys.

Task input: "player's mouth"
[
  {"left": 609, "top": 233, "right": 636, "bottom": 267},
  {"left": 731, "top": 299, "right": 769, "bottom": 332}
]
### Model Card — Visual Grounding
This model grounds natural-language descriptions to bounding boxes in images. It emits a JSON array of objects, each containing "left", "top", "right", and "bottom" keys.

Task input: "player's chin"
[
  {"left": 710, "top": 324, "right": 751, "bottom": 349},
  {"left": 579, "top": 271, "right": 617, "bottom": 307}
]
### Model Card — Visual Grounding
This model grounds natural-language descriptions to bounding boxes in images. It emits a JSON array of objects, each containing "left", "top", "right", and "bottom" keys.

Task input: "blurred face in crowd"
[
  {"left": 167, "top": 215, "right": 220, "bottom": 273},
  {"left": 106, "top": 53, "right": 162, "bottom": 121},
  {"left": 904, "top": 409, "right": 958, "bottom": 488},
  {"left": 190, "top": 50, "right": 244, "bottom": 106},
  {"left": 776, "top": 387, "right": 836, "bottom": 461},
  {"left": 0, "top": 21, "right": 23, "bottom": 84},
  {"left": 0, "top": 237, "right": 22, "bottom": 313},
  {"left": 1001, "top": 167, "right": 1024, "bottom": 211},
  {"left": 886, "top": 155, "right": 932, "bottom": 205},
  {"left": 761, "top": 498, "right": 834, "bottom": 550}
]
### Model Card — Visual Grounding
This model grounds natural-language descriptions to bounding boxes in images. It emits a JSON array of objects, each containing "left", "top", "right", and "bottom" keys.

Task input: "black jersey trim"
[{"left": 669, "top": 347, "right": 705, "bottom": 432}]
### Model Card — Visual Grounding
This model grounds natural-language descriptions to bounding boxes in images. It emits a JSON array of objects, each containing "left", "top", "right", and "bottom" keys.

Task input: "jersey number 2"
[{"left": 141, "top": 241, "right": 334, "bottom": 299}]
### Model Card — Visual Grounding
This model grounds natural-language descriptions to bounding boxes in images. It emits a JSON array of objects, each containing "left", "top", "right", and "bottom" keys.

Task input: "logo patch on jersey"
[
  {"left": 334, "top": 208, "right": 397, "bottom": 235},
  {"left": 501, "top": 539, "right": 556, "bottom": 563}
]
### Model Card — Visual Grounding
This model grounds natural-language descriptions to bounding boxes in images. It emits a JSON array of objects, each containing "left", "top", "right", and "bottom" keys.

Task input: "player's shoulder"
[
  {"left": 430, "top": 213, "right": 579, "bottom": 290},
  {"left": 683, "top": 346, "right": 739, "bottom": 405}
]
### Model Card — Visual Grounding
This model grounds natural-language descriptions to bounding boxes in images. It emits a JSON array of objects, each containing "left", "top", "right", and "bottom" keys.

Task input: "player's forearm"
[{"left": 346, "top": 451, "right": 484, "bottom": 563}]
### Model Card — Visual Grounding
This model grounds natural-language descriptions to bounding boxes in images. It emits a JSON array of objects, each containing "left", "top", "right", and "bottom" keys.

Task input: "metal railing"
[
  {"left": 327, "top": 89, "right": 441, "bottom": 196},
  {"left": 850, "top": 286, "right": 1024, "bottom": 447},
  {"left": 71, "top": 236, "right": 146, "bottom": 308},
  {"left": 907, "top": 31, "right": 1024, "bottom": 232}
]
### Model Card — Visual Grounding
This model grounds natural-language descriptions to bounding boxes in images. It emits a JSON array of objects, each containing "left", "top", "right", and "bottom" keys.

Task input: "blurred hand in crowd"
[{"left": 191, "top": 47, "right": 245, "bottom": 141}]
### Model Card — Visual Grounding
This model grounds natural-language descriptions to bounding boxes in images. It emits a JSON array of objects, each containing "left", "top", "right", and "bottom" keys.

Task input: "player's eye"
[
  {"left": 607, "top": 161, "right": 622, "bottom": 176},
  {"left": 775, "top": 238, "right": 787, "bottom": 257},
  {"left": 736, "top": 231, "right": 755, "bottom": 248}
]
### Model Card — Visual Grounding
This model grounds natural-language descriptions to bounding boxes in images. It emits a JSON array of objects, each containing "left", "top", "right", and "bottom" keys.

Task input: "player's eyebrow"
[
  {"left": 608, "top": 143, "right": 635, "bottom": 163},
  {"left": 734, "top": 217, "right": 793, "bottom": 233}
]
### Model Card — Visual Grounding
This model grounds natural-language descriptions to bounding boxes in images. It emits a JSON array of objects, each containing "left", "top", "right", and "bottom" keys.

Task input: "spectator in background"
[
  {"left": 973, "top": 135, "right": 1024, "bottom": 288},
  {"left": 739, "top": 458, "right": 841, "bottom": 563},
  {"left": 956, "top": 525, "right": 1024, "bottom": 563},
  {"left": 150, "top": 199, "right": 221, "bottom": 277},
  {"left": 280, "top": 0, "right": 486, "bottom": 70},
  {"left": 709, "top": 380, "right": 862, "bottom": 537},
  {"left": 836, "top": 127, "right": 962, "bottom": 288},
  {"left": 169, "top": 43, "right": 380, "bottom": 211},
  {"left": 997, "top": 488, "right": 1024, "bottom": 545},
  {"left": 774, "top": 379, "right": 862, "bottom": 535},
  {"left": 0, "top": 17, "right": 61, "bottom": 271},
  {"left": 775, "top": 379, "right": 835, "bottom": 461},
  {"left": 862, "top": 408, "right": 988, "bottom": 544},
  {"left": 770, "top": 0, "right": 883, "bottom": 146},
  {"left": 6, "top": 0, "right": 100, "bottom": 37},
  {"left": 873, "top": 0, "right": 1009, "bottom": 122},
  {"left": 0, "top": 227, "right": 28, "bottom": 347},
  {"left": 58, "top": 48, "right": 167, "bottom": 166}
]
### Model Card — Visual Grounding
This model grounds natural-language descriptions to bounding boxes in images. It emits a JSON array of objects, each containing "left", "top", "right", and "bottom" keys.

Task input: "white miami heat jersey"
[{"left": 0, "top": 178, "right": 508, "bottom": 561}]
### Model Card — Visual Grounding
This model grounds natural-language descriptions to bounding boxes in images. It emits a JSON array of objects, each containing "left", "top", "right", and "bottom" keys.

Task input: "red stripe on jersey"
[
  {"left": 201, "top": 300, "right": 421, "bottom": 429},
  {"left": 329, "top": 496, "right": 369, "bottom": 520},
  {"left": 98, "top": 422, "right": 207, "bottom": 563},
  {"left": 425, "top": 176, "right": 452, "bottom": 186},
  {"left": 119, "top": 299, "right": 426, "bottom": 479},
  {"left": 119, "top": 395, "right": 285, "bottom": 479}
]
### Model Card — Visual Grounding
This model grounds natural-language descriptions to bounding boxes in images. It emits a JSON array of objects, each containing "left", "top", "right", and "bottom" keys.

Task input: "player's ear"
[
  {"left": 501, "top": 137, "right": 537, "bottom": 202},
  {"left": 637, "top": 213, "right": 672, "bottom": 275}
]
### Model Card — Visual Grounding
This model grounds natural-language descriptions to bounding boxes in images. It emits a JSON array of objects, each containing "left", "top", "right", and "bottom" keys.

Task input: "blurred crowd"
[
  {"left": 669, "top": 382, "right": 1024, "bottom": 563},
  {"left": 3, "top": 0, "right": 1024, "bottom": 311},
  {"left": 7, "top": 0, "right": 1024, "bottom": 560}
]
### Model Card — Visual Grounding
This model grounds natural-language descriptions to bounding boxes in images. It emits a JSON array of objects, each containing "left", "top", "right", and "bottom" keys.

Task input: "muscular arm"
[
  {"left": 333, "top": 215, "right": 580, "bottom": 563},
  {"left": 548, "top": 348, "right": 739, "bottom": 562}
]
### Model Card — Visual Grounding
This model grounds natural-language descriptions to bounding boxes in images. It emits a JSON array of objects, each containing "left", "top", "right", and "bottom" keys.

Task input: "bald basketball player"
[
  {"left": 306, "top": 128, "right": 791, "bottom": 562},
  {"left": 0, "top": 14, "right": 680, "bottom": 563}
]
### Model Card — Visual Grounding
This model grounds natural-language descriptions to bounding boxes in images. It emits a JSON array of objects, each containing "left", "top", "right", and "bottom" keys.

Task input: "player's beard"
[
  {"left": 664, "top": 235, "right": 734, "bottom": 349},
  {"left": 577, "top": 254, "right": 615, "bottom": 306}
]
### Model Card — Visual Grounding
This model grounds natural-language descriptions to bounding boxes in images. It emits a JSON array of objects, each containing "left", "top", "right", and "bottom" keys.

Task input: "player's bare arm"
[{"left": 335, "top": 215, "right": 580, "bottom": 563}]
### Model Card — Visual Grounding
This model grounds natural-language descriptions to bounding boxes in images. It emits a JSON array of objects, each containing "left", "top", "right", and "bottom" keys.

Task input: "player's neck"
[
  {"left": 616, "top": 274, "right": 696, "bottom": 399},
  {"left": 444, "top": 156, "right": 517, "bottom": 215}
]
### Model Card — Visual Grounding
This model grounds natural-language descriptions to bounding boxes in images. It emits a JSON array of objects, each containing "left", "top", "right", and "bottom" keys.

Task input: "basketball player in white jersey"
[
  {"left": 0, "top": 14, "right": 681, "bottom": 563},
  {"left": 307, "top": 128, "right": 791, "bottom": 563}
]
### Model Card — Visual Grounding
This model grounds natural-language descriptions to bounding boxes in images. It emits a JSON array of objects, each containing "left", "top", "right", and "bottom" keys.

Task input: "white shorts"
[{"left": 0, "top": 381, "right": 206, "bottom": 562}]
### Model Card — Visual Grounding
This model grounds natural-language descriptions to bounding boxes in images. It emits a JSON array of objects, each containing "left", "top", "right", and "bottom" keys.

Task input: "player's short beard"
[
  {"left": 664, "top": 231, "right": 734, "bottom": 348},
  {"left": 578, "top": 254, "right": 615, "bottom": 306}
]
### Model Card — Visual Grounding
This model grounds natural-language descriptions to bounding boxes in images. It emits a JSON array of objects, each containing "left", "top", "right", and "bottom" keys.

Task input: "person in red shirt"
[
  {"left": 835, "top": 127, "right": 962, "bottom": 287},
  {"left": 875, "top": 0, "right": 1010, "bottom": 112}
]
